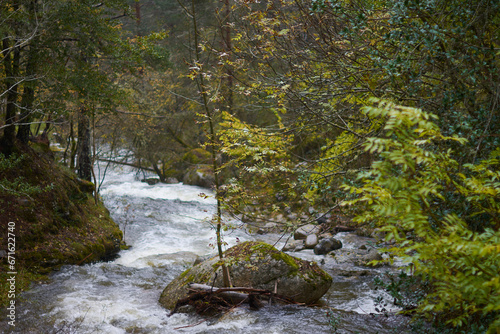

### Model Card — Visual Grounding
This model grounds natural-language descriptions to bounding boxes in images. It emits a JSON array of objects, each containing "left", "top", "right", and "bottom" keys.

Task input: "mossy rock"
[
  {"left": 159, "top": 241, "right": 332, "bottom": 310},
  {"left": 182, "top": 164, "right": 214, "bottom": 188},
  {"left": 77, "top": 179, "right": 95, "bottom": 193},
  {"left": 182, "top": 148, "right": 211, "bottom": 165}
]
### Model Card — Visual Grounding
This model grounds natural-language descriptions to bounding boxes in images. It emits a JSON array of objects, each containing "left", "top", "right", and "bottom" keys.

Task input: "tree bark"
[
  {"left": 16, "top": 1, "right": 38, "bottom": 144},
  {"left": 17, "top": 47, "right": 37, "bottom": 144},
  {"left": 191, "top": 0, "right": 231, "bottom": 288},
  {"left": 69, "top": 115, "right": 77, "bottom": 169},
  {"left": 150, "top": 159, "right": 166, "bottom": 182},
  {"left": 135, "top": 0, "right": 141, "bottom": 35},
  {"left": 77, "top": 106, "right": 92, "bottom": 181},
  {"left": 1, "top": 38, "right": 20, "bottom": 154}
]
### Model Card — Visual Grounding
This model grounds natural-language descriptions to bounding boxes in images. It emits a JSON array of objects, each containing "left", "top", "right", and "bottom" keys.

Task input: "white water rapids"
[{"left": 1, "top": 164, "right": 408, "bottom": 333}]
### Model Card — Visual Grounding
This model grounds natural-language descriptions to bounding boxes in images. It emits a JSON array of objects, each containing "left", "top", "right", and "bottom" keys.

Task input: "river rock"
[
  {"left": 141, "top": 178, "right": 160, "bottom": 185},
  {"left": 165, "top": 177, "right": 179, "bottom": 184},
  {"left": 183, "top": 148, "right": 211, "bottom": 164},
  {"left": 314, "top": 238, "right": 342, "bottom": 255},
  {"left": 294, "top": 224, "right": 320, "bottom": 240},
  {"left": 256, "top": 222, "right": 279, "bottom": 234},
  {"left": 182, "top": 164, "right": 215, "bottom": 188},
  {"left": 281, "top": 239, "right": 304, "bottom": 252},
  {"left": 159, "top": 241, "right": 332, "bottom": 310},
  {"left": 304, "top": 234, "right": 318, "bottom": 249},
  {"left": 353, "top": 249, "right": 383, "bottom": 267}
]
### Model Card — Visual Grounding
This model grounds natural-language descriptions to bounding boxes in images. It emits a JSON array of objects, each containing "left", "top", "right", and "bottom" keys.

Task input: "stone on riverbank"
[
  {"left": 159, "top": 241, "right": 332, "bottom": 310},
  {"left": 294, "top": 224, "right": 321, "bottom": 240},
  {"left": 305, "top": 234, "right": 319, "bottom": 249},
  {"left": 353, "top": 249, "right": 384, "bottom": 267},
  {"left": 314, "top": 237, "right": 342, "bottom": 255},
  {"left": 282, "top": 239, "right": 305, "bottom": 252},
  {"left": 182, "top": 164, "right": 215, "bottom": 188}
]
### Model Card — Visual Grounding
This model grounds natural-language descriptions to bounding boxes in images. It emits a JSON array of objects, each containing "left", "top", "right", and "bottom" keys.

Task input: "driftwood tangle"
[{"left": 169, "top": 283, "right": 299, "bottom": 316}]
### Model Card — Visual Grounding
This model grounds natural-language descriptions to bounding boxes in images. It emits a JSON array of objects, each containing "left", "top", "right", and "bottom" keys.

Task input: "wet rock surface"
[
  {"left": 314, "top": 237, "right": 343, "bottom": 255},
  {"left": 159, "top": 241, "right": 333, "bottom": 310},
  {"left": 293, "top": 224, "right": 321, "bottom": 240}
]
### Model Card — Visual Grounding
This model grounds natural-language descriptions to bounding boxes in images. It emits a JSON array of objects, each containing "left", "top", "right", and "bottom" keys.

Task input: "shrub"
[{"left": 342, "top": 100, "right": 500, "bottom": 333}]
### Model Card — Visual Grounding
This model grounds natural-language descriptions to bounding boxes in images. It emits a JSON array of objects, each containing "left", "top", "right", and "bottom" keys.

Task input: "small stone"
[
  {"left": 316, "top": 215, "right": 328, "bottom": 224},
  {"left": 257, "top": 223, "right": 278, "bottom": 234},
  {"left": 330, "top": 238, "right": 342, "bottom": 251},
  {"left": 319, "top": 232, "right": 333, "bottom": 239},
  {"left": 142, "top": 178, "right": 160, "bottom": 185},
  {"left": 314, "top": 238, "right": 342, "bottom": 255},
  {"left": 354, "top": 249, "right": 383, "bottom": 267},
  {"left": 304, "top": 234, "right": 318, "bottom": 249},
  {"left": 282, "top": 239, "right": 304, "bottom": 252},
  {"left": 294, "top": 224, "right": 320, "bottom": 240}
]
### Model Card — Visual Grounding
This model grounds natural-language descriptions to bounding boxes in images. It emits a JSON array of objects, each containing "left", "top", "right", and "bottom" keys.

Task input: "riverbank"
[
  {"left": 1, "top": 160, "right": 420, "bottom": 333},
  {"left": 0, "top": 144, "right": 123, "bottom": 307}
]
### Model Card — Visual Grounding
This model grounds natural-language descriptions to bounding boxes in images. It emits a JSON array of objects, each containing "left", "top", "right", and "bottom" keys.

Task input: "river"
[{"left": 2, "top": 164, "right": 411, "bottom": 333}]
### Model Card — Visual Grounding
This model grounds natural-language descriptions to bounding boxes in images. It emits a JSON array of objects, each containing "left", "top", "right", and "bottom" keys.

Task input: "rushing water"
[{"left": 2, "top": 164, "right": 410, "bottom": 334}]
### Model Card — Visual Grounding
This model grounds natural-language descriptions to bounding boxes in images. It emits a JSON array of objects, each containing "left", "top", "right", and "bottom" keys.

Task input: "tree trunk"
[
  {"left": 77, "top": 106, "right": 92, "bottom": 181},
  {"left": 69, "top": 115, "right": 77, "bottom": 169},
  {"left": 17, "top": 51, "right": 37, "bottom": 144},
  {"left": 16, "top": 0, "right": 38, "bottom": 144},
  {"left": 1, "top": 38, "right": 20, "bottom": 154},
  {"left": 150, "top": 159, "right": 166, "bottom": 182},
  {"left": 191, "top": 0, "right": 231, "bottom": 288},
  {"left": 135, "top": 0, "right": 141, "bottom": 35}
]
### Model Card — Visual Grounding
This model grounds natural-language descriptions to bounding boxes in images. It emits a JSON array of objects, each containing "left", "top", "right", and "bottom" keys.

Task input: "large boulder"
[
  {"left": 159, "top": 241, "right": 332, "bottom": 310},
  {"left": 183, "top": 148, "right": 211, "bottom": 164},
  {"left": 182, "top": 164, "right": 215, "bottom": 188}
]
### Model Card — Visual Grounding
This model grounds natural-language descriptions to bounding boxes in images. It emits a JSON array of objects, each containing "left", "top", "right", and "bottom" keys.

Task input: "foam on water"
[
  {"left": 96, "top": 162, "right": 216, "bottom": 204},
  {"left": 101, "top": 181, "right": 217, "bottom": 204}
]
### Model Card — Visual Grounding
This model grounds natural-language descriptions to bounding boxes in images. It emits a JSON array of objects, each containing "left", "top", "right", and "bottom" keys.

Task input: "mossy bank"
[{"left": 0, "top": 144, "right": 123, "bottom": 306}]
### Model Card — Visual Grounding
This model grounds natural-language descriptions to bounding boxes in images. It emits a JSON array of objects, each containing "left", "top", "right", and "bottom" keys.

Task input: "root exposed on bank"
[{"left": 168, "top": 283, "right": 300, "bottom": 316}]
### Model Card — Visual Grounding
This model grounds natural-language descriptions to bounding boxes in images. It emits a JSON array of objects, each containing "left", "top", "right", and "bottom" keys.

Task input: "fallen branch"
[{"left": 168, "top": 283, "right": 300, "bottom": 317}]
